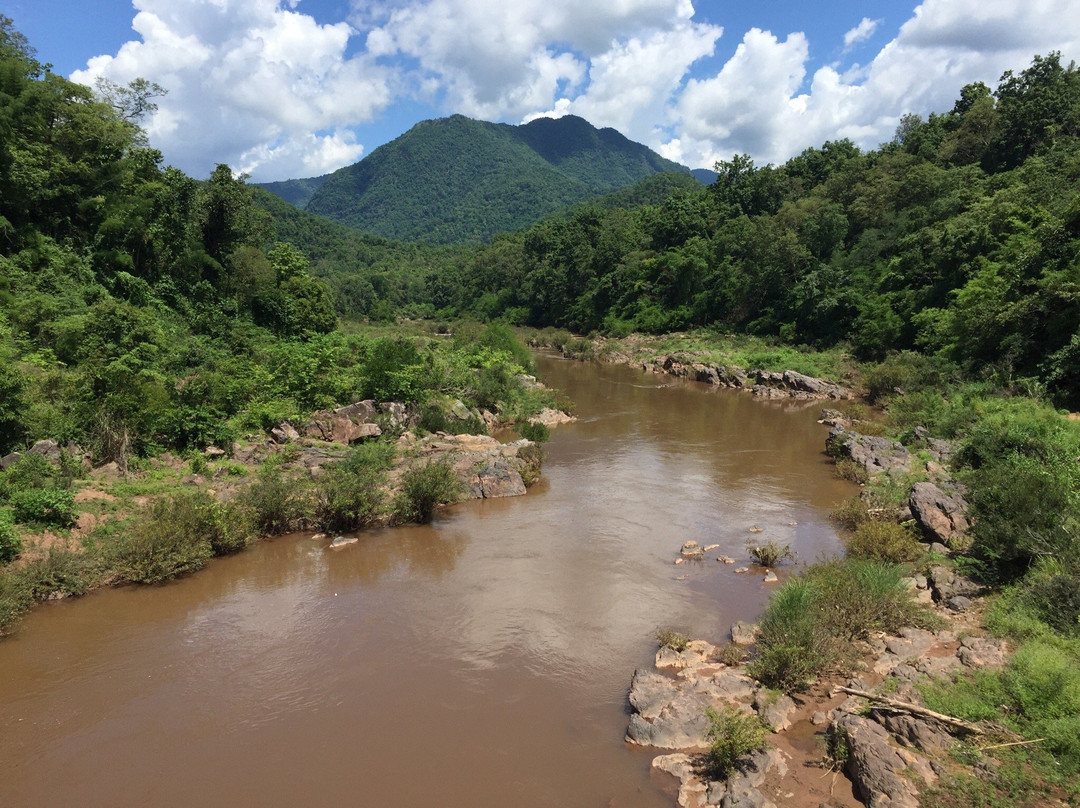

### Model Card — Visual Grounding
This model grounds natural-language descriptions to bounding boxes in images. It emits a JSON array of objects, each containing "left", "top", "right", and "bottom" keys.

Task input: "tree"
[{"left": 94, "top": 77, "right": 166, "bottom": 123}]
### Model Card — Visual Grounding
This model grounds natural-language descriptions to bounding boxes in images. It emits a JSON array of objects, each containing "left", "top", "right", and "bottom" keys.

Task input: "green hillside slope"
[{"left": 301, "top": 114, "right": 689, "bottom": 244}]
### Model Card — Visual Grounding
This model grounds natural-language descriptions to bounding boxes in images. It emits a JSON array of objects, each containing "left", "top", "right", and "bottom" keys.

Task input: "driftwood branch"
[{"left": 831, "top": 686, "right": 985, "bottom": 735}]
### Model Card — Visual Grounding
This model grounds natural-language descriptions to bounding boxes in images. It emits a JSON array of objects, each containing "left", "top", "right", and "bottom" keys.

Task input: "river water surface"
[{"left": 0, "top": 355, "right": 854, "bottom": 807}]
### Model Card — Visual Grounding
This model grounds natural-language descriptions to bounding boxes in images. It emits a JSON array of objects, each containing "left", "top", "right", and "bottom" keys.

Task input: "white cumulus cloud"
[
  {"left": 69, "top": 0, "right": 1080, "bottom": 181},
  {"left": 73, "top": 0, "right": 390, "bottom": 180},
  {"left": 668, "top": 0, "right": 1080, "bottom": 170},
  {"left": 844, "top": 17, "right": 880, "bottom": 49}
]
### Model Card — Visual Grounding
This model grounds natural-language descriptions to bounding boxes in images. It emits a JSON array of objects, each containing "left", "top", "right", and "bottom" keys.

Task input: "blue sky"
[{"left": 4, "top": 1, "right": 1078, "bottom": 181}]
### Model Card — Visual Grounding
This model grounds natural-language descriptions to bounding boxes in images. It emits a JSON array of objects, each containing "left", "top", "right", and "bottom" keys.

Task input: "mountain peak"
[{"left": 278, "top": 114, "right": 688, "bottom": 244}]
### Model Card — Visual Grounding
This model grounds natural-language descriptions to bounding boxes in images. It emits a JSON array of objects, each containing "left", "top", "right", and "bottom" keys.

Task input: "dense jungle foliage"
[{"left": 0, "top": 19, "right": 545, "bottom": 463}]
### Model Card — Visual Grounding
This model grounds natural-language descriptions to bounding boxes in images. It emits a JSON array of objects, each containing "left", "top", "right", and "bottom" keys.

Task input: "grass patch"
[
  {"left": 656, "top": 628, "right": 691, "bottom": 652},
  {"left": 747, "top": 539, "right": 795, "bottom": 567},
  {"left": 844, "top": 520, "right": 923, "bottom": 563},
  {"left": 750, "top": 558, "right": 938, "bottom": 692}
]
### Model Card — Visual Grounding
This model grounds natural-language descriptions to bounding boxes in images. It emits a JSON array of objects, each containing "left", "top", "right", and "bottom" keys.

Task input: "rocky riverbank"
[
  {"left": 541, "top": 334, "right": 856, "bottom": 401},
  {"left": 628, "top": 577, "right": 1006, "bottom": 808}
]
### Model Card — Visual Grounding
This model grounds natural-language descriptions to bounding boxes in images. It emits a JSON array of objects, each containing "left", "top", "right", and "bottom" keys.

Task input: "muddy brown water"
[{"left": 0, "top": 355, "right": 855, "bottom": 807}]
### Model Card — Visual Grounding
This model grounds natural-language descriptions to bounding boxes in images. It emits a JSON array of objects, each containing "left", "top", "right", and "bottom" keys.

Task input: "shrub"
[
  {"left": 751, "top": 559, "right": 939, "bottom": 692},
  {"left": 831, "top": 495, "right": 872, "bottom": 530},
  {"left": 517, "top": 420, "right": 550, "bottom": 443},
  {"left": 108, "top": 492, "right": 225, "bottom": 583},
  {"left": 392, "top": 459, "right": 463, "bottom": 524},
  {"left": 656, "top": 628, "right": 690, "bottom": 652},
  {"left": 747, "top": 540, "right": 795, "bottom": 567},
  {"left": 844, "top": 520, "right": 923, "bottom": 563},
  {"left": 20, "top": 547, "right": 97, "bottom": 600},
  {"left": 0, "top": 571, "right": 33, "bottom": 636},
  {"left": 718, "top": 642, "right": 746, "bottom": 666},
  {"left": 517, "top": 443, "right": 545, "bottom": 487},
  {"left": 312, "top": 443, "right": 393, "bottom": 532},
  {"left": 0, "top": 509, "right": 21, "bottom": 564},
  {"left": 10, "top": 487, "right": 77, "bottom": 528},
  {"left": 243, "top": 459, "right": 311, "bottom": 535},
  {"left": 705, "top": 706, "right": 769, "bottom": 778},
  {"left": 1020, "top": 573, "right": 1080, "bottom": 638}
]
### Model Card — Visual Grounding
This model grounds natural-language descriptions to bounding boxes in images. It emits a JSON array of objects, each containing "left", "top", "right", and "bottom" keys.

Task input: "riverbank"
[{"left": 0, "top": 388, "right": 570, "bottom": 637}]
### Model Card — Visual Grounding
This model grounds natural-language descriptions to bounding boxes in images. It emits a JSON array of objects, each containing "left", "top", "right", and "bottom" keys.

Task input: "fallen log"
[{"left": 831, "top": 686, "right": 985, "bottom": 735}]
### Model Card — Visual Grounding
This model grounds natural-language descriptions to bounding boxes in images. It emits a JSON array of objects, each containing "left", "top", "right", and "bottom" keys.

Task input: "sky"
[{"left": 5, "top": 0, "right": 1080, "bottom": 182}]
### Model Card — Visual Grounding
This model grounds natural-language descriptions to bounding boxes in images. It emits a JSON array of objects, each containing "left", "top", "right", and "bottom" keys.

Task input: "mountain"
[
  {"left": 256, "top": 174, "right": 330, "bottom": 209},
  {"left": 691, "top": 168, "right": 719, "bottom": 185},
  {"left": 279, "top": 114, "right": 689, "bottom": 244}
]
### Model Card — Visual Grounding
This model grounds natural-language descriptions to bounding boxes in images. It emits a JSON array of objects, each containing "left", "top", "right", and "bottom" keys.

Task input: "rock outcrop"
[
  {"left": 835, "top": 713, "right": 935, "bottom": 808},
  {"left": 634, "top": 353, "right": 853, "bottom": 401},
  {"left": 302, "top": 400, "right": 382, "bottom": 444},
  {"left": 825, "top": 426, "right": 911, "bottom": 474}
]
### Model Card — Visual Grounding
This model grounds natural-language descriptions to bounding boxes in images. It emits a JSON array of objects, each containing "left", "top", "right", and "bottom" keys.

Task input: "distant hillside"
[
  {"left": 691, "top": 168, "right": 718, "bottom": 185},
  {"left": 256, "top": 174, "right": 330, "bottom": 209},
  {"left": 294, "top": 114, "right": 689, "bottom": 244}
]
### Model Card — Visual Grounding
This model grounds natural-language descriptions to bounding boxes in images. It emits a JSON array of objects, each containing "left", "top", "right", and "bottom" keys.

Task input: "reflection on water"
[{"left": 0, "top": 355, "right": 854, "bottom": 808}]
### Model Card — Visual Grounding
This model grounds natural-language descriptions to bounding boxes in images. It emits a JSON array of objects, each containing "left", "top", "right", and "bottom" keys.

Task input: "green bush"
[
  {"left": 10, "top": 487, "right": 77, "bottom": 528},
  {"left": 844, "top": 520, "right": 923, "bottom": 563},
  {"left": 1020, "top": 573, "right": 1080, "bottom": 638},
  {"left": 243, "top": 459, "right": 311, "bottom": 535},
  {"left": 516, "top": 420, "right": 549, "bottom": 443},
  {"left": 392, "top": 458, "right": 463, "bottom": 524},
  {"left": 750, "top": 559, "right": 938, "bottom": 692},
  {"left": 20, "top": 547, "right": 97, "bottom": 600},
  {"left": 313, "top": 443, "right": 393, "bottom": 532},
  {"left": 108, "top": 492, "right": 224, "bottom": 583},
  {"left": 0, "top": 509, "right": 21, "bottom": 564},
  {"left": 705, "top": 705, "right": 769, "bottom": 778}
]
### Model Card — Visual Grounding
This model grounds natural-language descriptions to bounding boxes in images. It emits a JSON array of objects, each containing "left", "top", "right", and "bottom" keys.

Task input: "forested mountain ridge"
[{"left": 297, "top": 114, "right": 691, "bottom": 244}]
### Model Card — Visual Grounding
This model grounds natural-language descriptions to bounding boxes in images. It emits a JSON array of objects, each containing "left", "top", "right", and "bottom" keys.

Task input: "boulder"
[
  {"left": 780, "top": 370, "right": 854, "bottom": 400},
  {"left": 475, "top": 462, "right": 526, "bottom": 498},
  {"left": 528, "top": 408, "right": 577, "bottom": 427},
  {"left": 626, "top": 667, "right": 757, "bottom": 750},
  {"left": 303, "top": 400, "right": 381, "bottom": 444},
  {"left": 335, "top": 400, "right": 377, "bottom": 423},
  {"left": 927, "top": 565, "right": 981, "bottom": 603},
  {"left": 28, "top": 439, "right": 62, "bottom": 463},
  {"left": 681, "top": 541, "right": 705, "bottom": 559},
  {"left": 730, "top": 621, "right": 759, "bottom": 646},
  {"left": 0, "top": 452, "right": 21, "bottom": 470},
  {"left": 909, "top": 482, "right": 970, "bottom": 547},
  {"left": 377, "top": 401, "right": 407, "bottom": 430},
  {"left": 270, "top": 423, "right": 301, "bottom": 444},
  {"left": 753, "top": 690, "right": 795, "bottom": 731},
  {"left": 957, "top": 636, "right": 1009, "bottom": 669},
  {"left": 651, "top": 754, "right": 710, "bottom": 808}
]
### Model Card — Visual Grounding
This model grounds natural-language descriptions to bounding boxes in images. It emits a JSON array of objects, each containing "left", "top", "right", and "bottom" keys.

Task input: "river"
[{"left": 0, "top": 354, "right": 854, "bottom": 807}]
